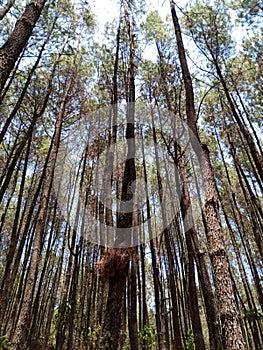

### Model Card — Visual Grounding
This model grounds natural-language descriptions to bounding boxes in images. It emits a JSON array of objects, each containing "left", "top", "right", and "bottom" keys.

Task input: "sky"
[
  {"left": 87, "top": 0, "right": 247, "bottom": 101},
  {"left": 90, "top": 0, "right": 187, "bottom": 61},
  {"left": 91, "top": 0, "right": 173, "bottom": 33},
  {"left": 91, "top": 0, "right": 245, "bottom": 50}
]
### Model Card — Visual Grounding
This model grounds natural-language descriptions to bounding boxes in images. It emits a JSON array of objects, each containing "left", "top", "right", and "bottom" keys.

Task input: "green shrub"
[{"left": 0, "top": 335, "right": 11, "bottom": 350}]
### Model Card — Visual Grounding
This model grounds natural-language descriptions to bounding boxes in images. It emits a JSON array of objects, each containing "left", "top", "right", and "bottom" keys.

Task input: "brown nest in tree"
[{"left": 96, "top": 247, "right": 136, "bottom": 277}]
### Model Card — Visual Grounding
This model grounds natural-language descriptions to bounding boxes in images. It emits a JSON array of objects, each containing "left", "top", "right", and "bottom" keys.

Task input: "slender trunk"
[
  {"left": 0, "top": 134, "right": 32, "bottom": 327},
  {"left": 0, "top": 21, "right": 55, "bottom": 144},
  {"left": 10, "top": 71, "right": 74, "bottom": 350},
  {"left": 0, "top": 0, "right": 47, "bottom": 91},
  {"left": 44, "top": 229, "right": 65, "bottom": 348},
  {"left": 176, "top": 142, "right": 222, "bottom": 350},
  {"left": 213, "top": 57, "right": 263, "bottom": 182},
  {"left": 157, "top": 38, "right": 221, "bottom": 348},
  {"left": 139, "top": 243, "right": 148, "bottom": 350},
  {"left": 0, "top": 115, "right": 38, "bottom": 204},
  {"left": 128, "top": 253, "right": 139, "bottom": 350},
  {"left": 141, "top": 127, "right": 167, "bottom": 349},
  {"left": 102, "top": 2, "right": 137, "bottom": 348},
  {"left": 185, "top": 231, "right": 206, "bottom": 349},
  {"left": 67, "top": 242, "right": 81, "bottom": 350},
  {"left": 0, "top": 0, "right": 15, "bottom": 20},
  {"left": 27, "top": 205, "right": 58, "bottom": 342},
  {"left": 163, "top": 229, "right": 184, "bottom": 350},
  {"left": 170, "top": 2, "right": 245, "bottom": 348}
]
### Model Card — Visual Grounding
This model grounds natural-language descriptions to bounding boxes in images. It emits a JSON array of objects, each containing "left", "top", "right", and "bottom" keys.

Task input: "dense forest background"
[{"left": 0, "top": 0, "right": 262, "bottom": 349}]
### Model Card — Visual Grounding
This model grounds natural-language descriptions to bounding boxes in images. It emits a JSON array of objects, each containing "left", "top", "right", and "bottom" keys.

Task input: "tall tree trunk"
[
  {"left": 101, "top": 266, "right": 128, "bottom": 349},
  {"left": 101, "top": 1, "right": 138, "bottom": 348},
  {"left": 170, "top": 2, "right": 245, "bottom": 349},
  {"left": 213, "top": 56, "right": 263, "bottom": 183},
  {"left": 128, "top": 252, "right": 139, "bottom": 350},
  {"left": 163, "top": 229, "right": 184, "bottom": 350},
  {"left": 141, "top": 126, "right": 167, "bottom": 350},
  {"left": 176, "top": 142, "right": 222, "bottom": 350},
  {"left": 10, "top": 70, "right": 75, "bottom": 350},
  {"left": 0, "top": 0, "right": 15, "bottom": 20},
  {"left": 156, "top": 38, "right": 221, "bottom": 348},
  {"left": 0, "top": 0, "right": 47, "bottom": 92},
  {"left": 0, "top": 37, "right": 67, "bottom": 330},
  {"left": 0, "top": 20, "right": 56, "bottom": 144},
  {"left": 0, "top": 134, "right": 32, "bottom": 328}
]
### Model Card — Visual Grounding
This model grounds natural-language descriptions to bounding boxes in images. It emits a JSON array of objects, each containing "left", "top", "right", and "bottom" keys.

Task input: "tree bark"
[
  {"left": 170, "top": 2, "right": 245, "bottom": 348},
  {"left": 0, "top": 0, "right": 46, "bottom": 92},
  {"left": 128, "top": 253, "right": 139, "bottom": 350},
  {"left": 0, "top": 0, "right": 15, "bottom": 20},
  {"left": 10, "top": 70, "right": 74, "bottom": 350},
  {"left": 0, "top": 20, "right": 55, "bottom": 144},
  {"left": 102, "top": 1, "right": 137, "bottom": 348}
]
